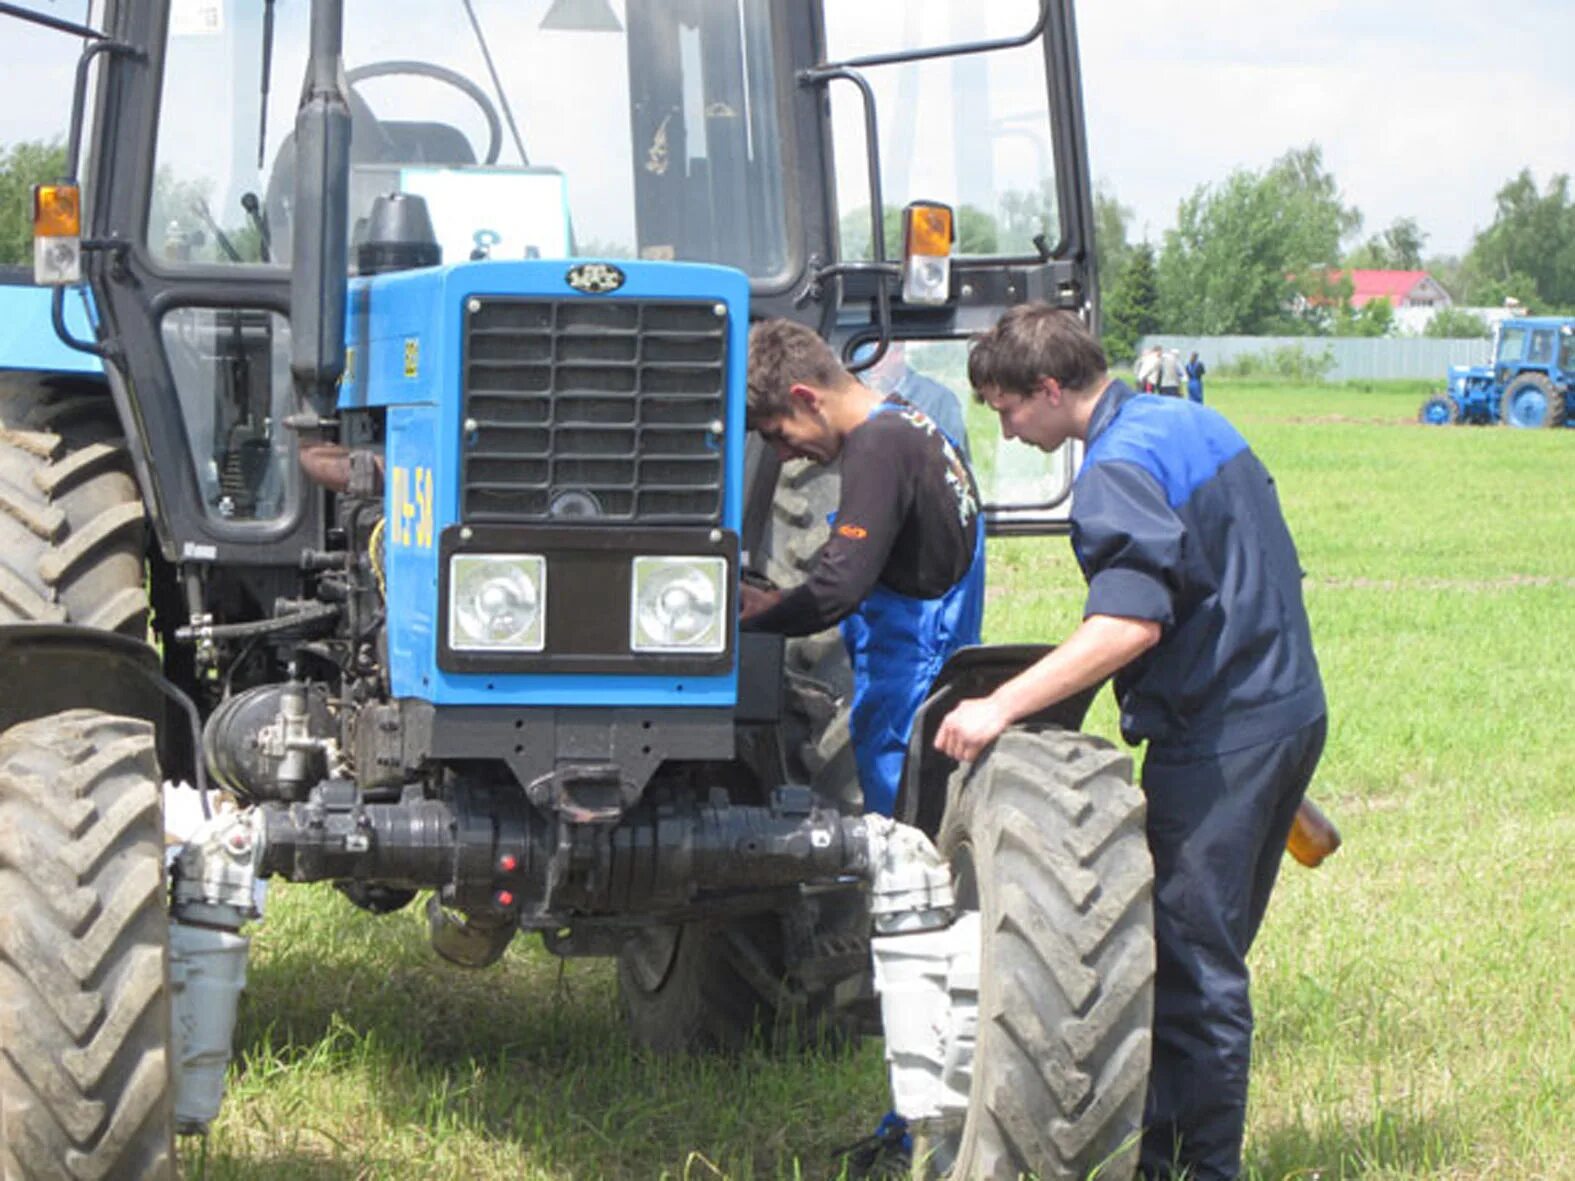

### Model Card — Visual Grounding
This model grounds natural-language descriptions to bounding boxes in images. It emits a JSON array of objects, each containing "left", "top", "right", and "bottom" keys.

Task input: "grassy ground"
[{"left": 180, "top": 380, "right": 1574, "bottom": 1180}]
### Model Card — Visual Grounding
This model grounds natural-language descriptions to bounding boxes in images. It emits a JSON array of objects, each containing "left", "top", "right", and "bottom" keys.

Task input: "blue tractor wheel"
[
  {"left": 1499, "top": 373, "right": 1563, "bottom": 428},
  {"left": 1418, "top": 394, "right": 1459, "bottom": 425}
]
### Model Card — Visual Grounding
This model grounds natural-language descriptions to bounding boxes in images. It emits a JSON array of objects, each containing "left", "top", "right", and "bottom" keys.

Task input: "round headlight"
[
  {"left": 451, "top": 556, "right": 544, "bottom": 650},
  {"left": 633, "top": 561, "right": 723, "bottom": 651}
]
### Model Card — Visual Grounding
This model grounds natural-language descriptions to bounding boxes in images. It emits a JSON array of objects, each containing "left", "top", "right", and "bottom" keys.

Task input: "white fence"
[{"left": 1135, "top": 335, "right": 1492, "bottom": 382}]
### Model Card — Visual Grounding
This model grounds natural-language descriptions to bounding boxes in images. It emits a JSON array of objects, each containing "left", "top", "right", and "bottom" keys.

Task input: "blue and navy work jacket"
[{"left": 1073, "top": 380, "right": 1325, "bottom": 756}]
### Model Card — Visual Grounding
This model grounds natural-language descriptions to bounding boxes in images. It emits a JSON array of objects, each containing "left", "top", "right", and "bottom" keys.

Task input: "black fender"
[
  {"left": 0, "top": 624, "right": 194, "bottom": 784},
  {"left": 894, "top": 644, "right": 1104, "bottom": 839}
]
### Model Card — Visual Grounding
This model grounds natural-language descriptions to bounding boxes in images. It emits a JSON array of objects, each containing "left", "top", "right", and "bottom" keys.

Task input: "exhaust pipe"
[{"left": 289, "top": 0, "right": 350, "bottom": 422}]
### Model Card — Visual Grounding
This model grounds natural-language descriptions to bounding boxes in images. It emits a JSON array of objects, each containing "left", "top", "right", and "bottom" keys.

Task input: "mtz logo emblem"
[{"left": 566, "top": 263, "right": 625, "bottom": 294}]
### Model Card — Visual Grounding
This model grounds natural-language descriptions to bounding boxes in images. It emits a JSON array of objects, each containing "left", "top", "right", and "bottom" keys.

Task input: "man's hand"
[
  {"left": 934, "top": 695, "right": 1013, "bottom": 763},
  {"left": 738, "top": 582, "right": 782, "bottom": 623}
]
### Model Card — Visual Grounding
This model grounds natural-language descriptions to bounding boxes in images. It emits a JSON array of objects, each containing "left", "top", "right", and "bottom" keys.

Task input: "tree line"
[
  {"left": 7, "top": 133, "right": 1575, "bottom": 366},
  {"left": 1098, "top": 144, "right": 1575, "bottom": 362}
]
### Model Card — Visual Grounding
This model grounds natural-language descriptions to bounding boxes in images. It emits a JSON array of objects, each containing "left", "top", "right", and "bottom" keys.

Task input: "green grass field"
[{"left": 181, "top": 381, "right": 1575, "bottom": 1180}]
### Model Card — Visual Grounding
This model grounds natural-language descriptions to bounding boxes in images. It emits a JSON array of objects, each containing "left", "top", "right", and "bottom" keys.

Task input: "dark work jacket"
[{"left": 1071, "top": 380, "right": 1325, "bottom": 755}]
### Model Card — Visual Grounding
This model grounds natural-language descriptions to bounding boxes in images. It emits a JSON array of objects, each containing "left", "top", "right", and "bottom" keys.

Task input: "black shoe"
[{"left": 833, "top": 1112, "right": 911, "bottom": 1179}]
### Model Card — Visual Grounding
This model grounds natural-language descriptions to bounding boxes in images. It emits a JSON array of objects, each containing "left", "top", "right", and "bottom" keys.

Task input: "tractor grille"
[{"left": 460, "top": 298, "right": 728, "bottom": 524}]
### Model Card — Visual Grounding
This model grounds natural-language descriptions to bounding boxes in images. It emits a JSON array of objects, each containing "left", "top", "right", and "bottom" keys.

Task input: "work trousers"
[{"left": 1137, "top": 715, "right": 1327, "bottom": 1180}]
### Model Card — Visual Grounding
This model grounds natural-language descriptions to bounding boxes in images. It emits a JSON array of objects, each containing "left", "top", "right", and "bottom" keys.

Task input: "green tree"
[
  {"left": 1155, "top": 144, "right": 1362, "bottom": 334},
  {"left": 839, "top": 202, "right": 999, "bottom": 260},
  {"left": 1424, "top": 254, "right": 1465, "bottom": 302},
  {"left": 1463, "top": 269, "right": 1544, "bottom": 314},
  {"left": 0, "top": 138, "right": 68, "bottom": 266},
  {"left": 1101, "top": 241, "right": 1158, "bottom": 364},
  {"left": 1423, "top": 307, "right": 1491, "bottom": 338},
  {"left": 1345, "top": 216, "right": 1428, "bottom": 270},
  {"left": 1462, "top": 169, "right": 1575, "bottom": 308},
  {"left": 1092, "top": 185, "right": 1133, "bottom": 290},
  {"left": 1331, "top": 296, "right": 1395, "bottom": 337},
  {"left": 996, "top": 175, "right": 1058, "bottom": 255}
]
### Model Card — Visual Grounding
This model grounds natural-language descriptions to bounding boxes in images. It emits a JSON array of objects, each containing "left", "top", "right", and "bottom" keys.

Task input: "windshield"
[
  {"left": 147, "top": 0, "right": 788, "bottom": 277},
  {"left": 822, "top": 0, "right": 1060, "bottom": 261}
]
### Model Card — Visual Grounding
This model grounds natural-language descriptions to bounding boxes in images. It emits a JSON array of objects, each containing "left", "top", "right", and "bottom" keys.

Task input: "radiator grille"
[{"left": 460, "top": 298, "right": 728, "bottom": 523}]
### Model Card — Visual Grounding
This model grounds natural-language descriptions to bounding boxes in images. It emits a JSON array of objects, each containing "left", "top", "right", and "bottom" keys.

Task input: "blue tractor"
[
  {"left": 1419, "top": 316, "right": 1575, "bottom": 427},
  {"left": 0, "top": 2, "right": 1156, "bottom": 1178}
]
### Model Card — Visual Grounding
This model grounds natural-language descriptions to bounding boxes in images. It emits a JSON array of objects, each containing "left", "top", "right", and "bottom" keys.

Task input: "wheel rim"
[
  {"left": 622, "top": 925, "right": 683, "bottom": 993},
  {"left": 1508, "top": 388, "right": 1548, "bottom": 427},
  {"left": 1421, "top": 398, "right": 1452, "bottom": 425}
]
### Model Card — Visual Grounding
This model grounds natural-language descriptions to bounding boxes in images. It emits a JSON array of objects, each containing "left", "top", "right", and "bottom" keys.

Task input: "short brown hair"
[
  {"left": 967, "top": 304, "right": 1107, "bottom": 400},
  {"left": 747, "top": 318, "right": 849, "bottom": 423}
]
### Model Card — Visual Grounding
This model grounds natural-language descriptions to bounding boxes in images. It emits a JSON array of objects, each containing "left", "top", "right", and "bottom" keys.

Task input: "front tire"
[
  {"left": 617, "top": 895, "right": 868, "bottom": 1054},
  {"left": 920, "top": 727, "right": 1154, "bottom": 1181},
  {"left": 0, "top": 709, "right": 175, "bottom": 1180},
  {"left": 1417, "top": 394, "right": 1459, "bottom": 425}
]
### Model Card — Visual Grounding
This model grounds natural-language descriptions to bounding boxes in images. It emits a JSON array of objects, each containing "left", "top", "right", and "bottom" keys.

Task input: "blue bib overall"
[{"left": 838, "top": 404, "right": 985, "bottom": 817}]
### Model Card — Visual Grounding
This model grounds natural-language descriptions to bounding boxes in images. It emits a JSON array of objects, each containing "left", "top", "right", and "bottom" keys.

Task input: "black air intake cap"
[{"left": 356, "top": 192, "right": 441, "bottom": 275}]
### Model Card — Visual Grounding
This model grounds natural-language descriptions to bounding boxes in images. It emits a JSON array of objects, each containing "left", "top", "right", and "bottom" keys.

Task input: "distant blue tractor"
[{"left": 1419, "top": 316, "right": 1575, "bottom": 428}]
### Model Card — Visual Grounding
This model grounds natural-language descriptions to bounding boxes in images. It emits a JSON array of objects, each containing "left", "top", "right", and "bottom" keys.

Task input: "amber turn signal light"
[{"left": 900, "top": 200, "right": 954, "bottom": 306}]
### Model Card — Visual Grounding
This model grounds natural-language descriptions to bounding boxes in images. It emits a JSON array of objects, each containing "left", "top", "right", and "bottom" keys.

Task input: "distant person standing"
[
  {"left": 856, "top": 339, "right": 971, "bottom": 461},
  {"left": 1158, "top": 347, "right": 1182, "bottom": 397},
  {"left": 1134, "top": 344, "right": 1162, "bottom": 393},
  {"left": 1186, "top": 352, "right": 1207, "bottom": 404}
]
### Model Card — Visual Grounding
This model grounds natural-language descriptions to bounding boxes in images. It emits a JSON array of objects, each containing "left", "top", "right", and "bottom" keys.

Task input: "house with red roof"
[{"left": 1343, "top": 270, "right": 1452, "bottom": 309}]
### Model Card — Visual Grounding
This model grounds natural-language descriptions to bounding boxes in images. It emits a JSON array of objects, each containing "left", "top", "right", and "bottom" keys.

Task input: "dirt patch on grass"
[
  {"left": 1268, "top": 413, "right": 1422, "bottom": 427},
  {"left": 1313, "top": 575, "right": 1575, "bottom": 592}
]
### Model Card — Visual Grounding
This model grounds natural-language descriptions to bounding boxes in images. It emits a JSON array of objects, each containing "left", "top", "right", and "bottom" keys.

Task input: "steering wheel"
[{"left": 345, "top": 60, "right": 506, "bottom": 165}]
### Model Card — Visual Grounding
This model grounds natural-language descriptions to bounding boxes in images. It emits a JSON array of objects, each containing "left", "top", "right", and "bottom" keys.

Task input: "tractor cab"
[
  {"left": 1492, "top": 316, "right": 1573, "bottom": 428},
  {"left": 43, "top": 0, "right": 1095, "bottom": 574}
]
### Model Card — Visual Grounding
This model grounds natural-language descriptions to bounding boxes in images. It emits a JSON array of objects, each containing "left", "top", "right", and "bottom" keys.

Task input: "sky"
[
  {"left": 3, "top": 0, "right": 1574, "bottom": 261},
  {"left": 1074, "top": 0, "right": 1575, "bottom": 258}
]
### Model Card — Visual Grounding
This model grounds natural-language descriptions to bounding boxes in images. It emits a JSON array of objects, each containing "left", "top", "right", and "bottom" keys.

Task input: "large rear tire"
[
  {"left": 0, "top": 379, "right": 147, "bottom": 636},
  {"left": 0, "top": 709, "right": 175, "bottom": 1180},
  {"left": 1499, "top": 372, "right": 1562, "bottom": 429},
  {"left": 919, "top": 727, "right": 1154, "bottom": 1181},
  {"left": 759, "top": 457, "right": 861, "bottom": 809}
]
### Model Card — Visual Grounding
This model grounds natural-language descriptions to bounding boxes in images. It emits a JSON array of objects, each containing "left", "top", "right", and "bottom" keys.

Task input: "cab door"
[{"left": 809, "top": 0, "right": 1095, "bottom": 534}]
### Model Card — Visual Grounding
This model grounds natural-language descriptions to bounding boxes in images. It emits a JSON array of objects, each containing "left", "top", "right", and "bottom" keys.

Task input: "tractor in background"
[{"left": 1419, "top": 316, "right": 1575, "bottom": 427}]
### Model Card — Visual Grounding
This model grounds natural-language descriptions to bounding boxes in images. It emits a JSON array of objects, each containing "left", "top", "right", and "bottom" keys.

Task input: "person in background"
[
  {"left": 855, "top": 338, "right": 971, "bottom": 461},
  {"left": 936, "top": 305, "right": 1326, "bottom": 1181},
  {"left": 1157, "top": 346, "right": 1183, "bottom": 397},
  {"left": 1186, "top": 351, "right": 1207, "bottom": 404},
  {"left": 1134, "top": 343, "right": 1162, "bottom": 393}
]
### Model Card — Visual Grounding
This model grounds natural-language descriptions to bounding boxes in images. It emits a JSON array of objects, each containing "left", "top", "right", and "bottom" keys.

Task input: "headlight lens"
[
  {"left": 631, "top": 556, "right": 727, "bottom": 653},
  {"left": 449, "top": 554, "right": 545, "bottom": 651}
]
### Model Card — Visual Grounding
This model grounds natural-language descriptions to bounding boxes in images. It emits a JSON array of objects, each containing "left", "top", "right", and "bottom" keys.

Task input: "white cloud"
[{"left": 1078, "top": 0, "right": 1575, "bottom": 256}]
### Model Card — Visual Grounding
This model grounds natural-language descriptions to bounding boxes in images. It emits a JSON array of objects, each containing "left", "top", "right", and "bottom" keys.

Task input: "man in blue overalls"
[
  {"left": 740, "top": 319, "right": 985, "bottom": 822},
  {"left": 935, "top": 305, "right": 1326, "bottom": 1180}
]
